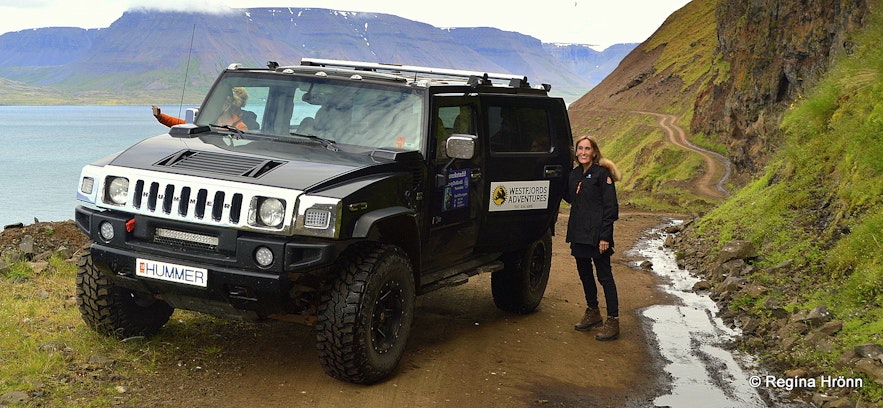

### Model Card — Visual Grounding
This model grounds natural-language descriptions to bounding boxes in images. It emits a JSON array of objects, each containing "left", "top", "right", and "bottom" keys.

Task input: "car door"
[
  {"left": 476, "top": 95, "right": 571, "bottom": 252},
  {"left": 423, "top": 97, "right": 483, "bottom": 270}
]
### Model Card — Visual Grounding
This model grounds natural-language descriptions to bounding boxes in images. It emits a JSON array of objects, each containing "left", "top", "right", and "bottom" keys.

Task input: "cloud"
[{"left": 124, "top": 0, "right": 237, "bottom": 14}]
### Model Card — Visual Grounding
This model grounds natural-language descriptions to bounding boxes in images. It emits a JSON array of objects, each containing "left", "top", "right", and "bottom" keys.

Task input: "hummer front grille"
[
  {"left": 94, "top": 166, "right": 303, "bottom": 233},
  {"left": 132, "top": 180, "right": 244, "bottom": 224}
]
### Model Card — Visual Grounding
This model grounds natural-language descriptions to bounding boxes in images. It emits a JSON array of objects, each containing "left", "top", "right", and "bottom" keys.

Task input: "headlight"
[
  {"left": 259, "top": 198, "right": 285, "bottom": 227},
  {"left": 106, "top": 177, "right": 129, "bottom": 205},
  {"left": 248, "top": 196, "right": 286, "bottom": 228}
]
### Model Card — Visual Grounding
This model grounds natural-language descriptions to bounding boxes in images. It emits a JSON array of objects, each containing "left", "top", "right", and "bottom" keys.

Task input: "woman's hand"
[{"left": 599, "top": 240, "right": 610, "bottom": 253}]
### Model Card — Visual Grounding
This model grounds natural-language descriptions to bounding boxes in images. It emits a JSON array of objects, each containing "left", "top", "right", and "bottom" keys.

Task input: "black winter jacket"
[{"left": 562, "top": 163, "right": 619, "bottom": 247}]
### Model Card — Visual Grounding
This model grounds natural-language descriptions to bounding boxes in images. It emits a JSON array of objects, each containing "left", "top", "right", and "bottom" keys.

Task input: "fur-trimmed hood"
[{"left": 598, "top": 157, "right": 622, "bottom": 182}]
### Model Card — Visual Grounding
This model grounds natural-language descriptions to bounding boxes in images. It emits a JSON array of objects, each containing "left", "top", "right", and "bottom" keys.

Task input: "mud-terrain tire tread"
[
  {"left": 316, "top": 244, "right": 415, "bottom": 384},
  {"left": 491, "top": 229, "right": 552, "bottom": 314},
  {"left": 76, "top": 248, "right": 174, "bottom": 338}
]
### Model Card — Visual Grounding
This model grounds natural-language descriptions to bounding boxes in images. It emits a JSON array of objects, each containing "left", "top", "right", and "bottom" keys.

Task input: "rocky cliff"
[
  {"left": 692, "top": 0, "right": 869, "bottom": 176},
  {"left": 568, "top": 0, "right": 870, "bottom": 188}
]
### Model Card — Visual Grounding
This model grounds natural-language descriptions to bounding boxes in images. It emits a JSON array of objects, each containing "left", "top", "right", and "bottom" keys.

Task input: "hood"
[{"left": 104, "top": 133, "right": 411, "bottom": 191}]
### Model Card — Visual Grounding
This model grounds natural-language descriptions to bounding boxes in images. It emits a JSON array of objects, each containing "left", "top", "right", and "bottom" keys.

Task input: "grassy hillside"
[
  {"left": 568, "top": 0, "right": 723, "bottom": 212},
  {"left": 687, "top": 5, "right": 883, "bottom": 401}
]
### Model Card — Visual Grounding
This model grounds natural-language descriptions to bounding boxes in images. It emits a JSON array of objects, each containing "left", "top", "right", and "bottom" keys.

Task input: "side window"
[
  {"left": 488, "top": 105, "right": 552, "bottom": 153},
  {"left": 435, "top": 105, "right": 476, "bottom": 160}
]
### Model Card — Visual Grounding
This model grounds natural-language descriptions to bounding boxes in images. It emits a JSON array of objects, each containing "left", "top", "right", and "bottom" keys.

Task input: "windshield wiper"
[
  {"left": 291, "top": 132, "right": 339, "bottom": 152},
  {"left": 210, "top": 123, "right": 244, "bottom": 139}
]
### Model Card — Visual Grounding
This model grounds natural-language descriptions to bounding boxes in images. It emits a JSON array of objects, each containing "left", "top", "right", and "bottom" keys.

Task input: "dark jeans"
[{"left": 573, "top": 245, "right": 619, "bottom": 318}]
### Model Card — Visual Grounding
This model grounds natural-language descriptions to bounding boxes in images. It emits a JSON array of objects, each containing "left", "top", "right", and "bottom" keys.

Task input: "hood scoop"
[{"left": 155, "top": 150, "right": 285, "bottom": 178}]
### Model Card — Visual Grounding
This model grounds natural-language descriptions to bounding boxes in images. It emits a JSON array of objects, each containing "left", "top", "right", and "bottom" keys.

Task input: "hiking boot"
[
  {"left": 574, "top": 307, "right": 602, "bottom": 331},
  {"left": 595, "top": 317, "right": 620, "bottom": 341}
]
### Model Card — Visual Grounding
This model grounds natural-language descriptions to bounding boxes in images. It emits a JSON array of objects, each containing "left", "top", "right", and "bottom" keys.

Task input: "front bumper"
[{"left": 75, "top": 205, "right": 338, "bottom": 317}]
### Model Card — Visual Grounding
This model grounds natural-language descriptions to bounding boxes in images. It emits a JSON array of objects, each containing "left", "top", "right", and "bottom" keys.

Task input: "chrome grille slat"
[
  {"left": 126, "top": 179, "right": 244, "bottom": 225},
  {"left": 98, "top": 166, "right": 302, "bottom": 234}
]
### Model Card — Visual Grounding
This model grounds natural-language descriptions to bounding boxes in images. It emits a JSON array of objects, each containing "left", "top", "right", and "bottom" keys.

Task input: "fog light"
[
  {"left": 98, "top": 221, "right": 115, "bottom": 242},
  {"left": 254, "top": 246, "right": 274, "bottom": 267}
]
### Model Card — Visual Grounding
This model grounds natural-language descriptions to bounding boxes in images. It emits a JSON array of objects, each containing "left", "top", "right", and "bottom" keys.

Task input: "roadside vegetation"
[
  {"left": 688, "top": 9, "right": 883, "bottom": 402},
  {"left": 0, "top": 252, "right": 251, "bottom": 406}
]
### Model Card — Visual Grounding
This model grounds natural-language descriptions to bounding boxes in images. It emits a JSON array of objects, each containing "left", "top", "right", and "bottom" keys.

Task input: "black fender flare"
[{"left": 351, "top": 206, "right": 421, "bottom": 268}]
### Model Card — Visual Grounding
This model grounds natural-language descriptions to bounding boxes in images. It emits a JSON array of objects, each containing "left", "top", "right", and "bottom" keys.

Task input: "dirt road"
[
  {"left": 135, "top": 211, "right": 674, "bottom": 407},
  {"left": 642, "top": 112, "right": 732, "bottom": 199}
]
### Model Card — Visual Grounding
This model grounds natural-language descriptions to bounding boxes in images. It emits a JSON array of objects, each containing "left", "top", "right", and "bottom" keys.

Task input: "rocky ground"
[
  {"left": 665, "top": 221, "right": 883, "bottom": 407},
  {"left": 0, "top": 220, "right": 89, "bottom": 269}
]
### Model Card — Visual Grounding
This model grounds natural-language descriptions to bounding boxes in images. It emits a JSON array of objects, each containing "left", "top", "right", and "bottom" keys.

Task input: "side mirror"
[
  {"left": 435, "top": 134, "right": 477, "bottom": 188},
  {"left": 446, "top": 134, "right": 476, "bottom": 160},
  {"left": 185, "top": 108, "right": 199, "bottom": 124}
]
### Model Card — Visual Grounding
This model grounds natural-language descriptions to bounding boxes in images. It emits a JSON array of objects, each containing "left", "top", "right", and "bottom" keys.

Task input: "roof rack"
[{"left": 299, "top": 58, "right": 537, "bottom": 89}]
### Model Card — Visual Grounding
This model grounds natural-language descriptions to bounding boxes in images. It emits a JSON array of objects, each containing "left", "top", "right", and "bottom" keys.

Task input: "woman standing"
[{"left": 563, "top": 136, "right": 621, "bottom": 341}]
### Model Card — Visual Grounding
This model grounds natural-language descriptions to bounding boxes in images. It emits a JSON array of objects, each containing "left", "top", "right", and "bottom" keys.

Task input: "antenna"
[{"left": 178, "top": 24, "right": 196, "bottom": 119}]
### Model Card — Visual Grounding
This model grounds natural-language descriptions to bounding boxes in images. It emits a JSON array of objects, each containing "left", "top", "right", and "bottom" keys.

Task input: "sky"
[{"left": 0, "top": 0, "right": 691, "bottom": 50}]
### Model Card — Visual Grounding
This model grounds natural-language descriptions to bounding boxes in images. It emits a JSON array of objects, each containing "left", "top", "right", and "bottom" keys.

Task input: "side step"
[{"left": 419, "top": 261, "right": 505, "bottom": 293}]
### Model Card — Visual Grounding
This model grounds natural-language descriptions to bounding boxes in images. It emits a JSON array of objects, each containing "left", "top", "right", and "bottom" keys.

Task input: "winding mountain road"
[
  {"left": 645, "top": 112, "right": 731, "bottom": 199},
  {"left": 641, "top": 112, "right": 732, "bottom": 199}
]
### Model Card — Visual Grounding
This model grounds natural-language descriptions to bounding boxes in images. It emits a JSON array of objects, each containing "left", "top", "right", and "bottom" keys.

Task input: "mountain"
[
  {"left": 0, "top": 7, "right": 634, "bottom": 105},
  {"left": 543, "top": 42, "right": 638, "bottom": 88}
]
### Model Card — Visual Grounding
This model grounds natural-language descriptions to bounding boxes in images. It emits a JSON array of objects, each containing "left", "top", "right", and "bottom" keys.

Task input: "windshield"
[{"left": 196, "top": 72, "right": 426, "bottom": 151}]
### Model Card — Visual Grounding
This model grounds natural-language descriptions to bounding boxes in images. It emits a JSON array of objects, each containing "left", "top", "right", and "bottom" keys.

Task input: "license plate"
[{"left": 136, "top": 258, "right": 208, "bottom": 287}]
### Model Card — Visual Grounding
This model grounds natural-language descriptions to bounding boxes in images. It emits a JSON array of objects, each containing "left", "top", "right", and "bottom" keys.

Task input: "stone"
[
  {"left": 717, "top": 240, "right": 757, "bottom": 263},
  {"left": 716, "top": 258, "right": 747, "bottom": 277},
  {"left": 0, "top": 390, "right": 29, "bottom": 405},
  {"left": 805, "top": 305, "right": 833, "bottom": 326},
  {"left": 805, "top": 331, "right": 835, "bottom": 353},
  {"left": 855, "top": 358, "right": 883, "bottom": 385},
  {"left": 818, "top": 320, "right": 843, "bottom": 336},
  {"left": 824, "top": 397, "right": 857, "bottom": 408},
  {"left": 19, "top": 235, "right": 35, "bottom": 255},
  {"left": 718, "top": 275, "right": 744, "bottom": 292},
  {"left": 692, "top": 280, "right": 712, "bottom": 291},
  {"left": 744, "top": 284, "right": 768, "bottom": 297},
  {"left": 854, "top": 344, "right": 883, "bottom": 360}
]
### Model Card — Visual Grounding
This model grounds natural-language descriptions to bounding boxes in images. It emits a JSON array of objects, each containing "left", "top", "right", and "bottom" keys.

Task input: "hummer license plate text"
[{"left": 136, "top": 258, "right": 208, "bottom": 287}]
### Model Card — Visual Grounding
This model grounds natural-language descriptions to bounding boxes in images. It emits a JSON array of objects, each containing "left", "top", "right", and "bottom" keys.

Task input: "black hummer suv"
[{"left": 74, "top": 58, "right": 573, "bottom": 384}]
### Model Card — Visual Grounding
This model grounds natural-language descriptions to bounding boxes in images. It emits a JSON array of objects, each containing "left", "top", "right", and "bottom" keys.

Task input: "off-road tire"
[
  {"left": 316, "top": 244, "right": 416, "bottom": 384},
  {"left": 76, "top": 248, "right": 174, "bottom": 337},
  {"left": 491, "top": 229, "right": 552, "bottom": 314}
]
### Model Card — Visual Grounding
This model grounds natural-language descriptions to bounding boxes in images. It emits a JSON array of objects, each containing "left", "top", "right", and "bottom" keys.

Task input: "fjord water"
[{"left": 0, "top": 105, "right": 191, "bottom": 227}]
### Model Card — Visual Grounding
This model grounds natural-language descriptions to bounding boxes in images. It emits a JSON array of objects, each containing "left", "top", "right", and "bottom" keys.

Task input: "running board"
[{"left": 419, "top": 261, "right": 505, "bottom": 293}]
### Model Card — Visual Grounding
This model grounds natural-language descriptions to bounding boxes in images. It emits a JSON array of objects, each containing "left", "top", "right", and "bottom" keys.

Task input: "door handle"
[
  {"left": 470, "top": 169, "right": 482, "bottom": 181},
  {"left": 544, "top": 165, "right": 564, "bottom": 178}
]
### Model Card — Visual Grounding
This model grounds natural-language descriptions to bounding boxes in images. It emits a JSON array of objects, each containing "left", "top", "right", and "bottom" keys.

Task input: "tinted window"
[{"left": 488, "top": 106, "right": 551, "bottom": 153}]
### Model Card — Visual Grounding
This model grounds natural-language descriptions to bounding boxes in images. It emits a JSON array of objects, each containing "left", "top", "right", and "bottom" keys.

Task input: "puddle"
[{"left": 629, "top": 219, "right": 809, "bottom": 408}]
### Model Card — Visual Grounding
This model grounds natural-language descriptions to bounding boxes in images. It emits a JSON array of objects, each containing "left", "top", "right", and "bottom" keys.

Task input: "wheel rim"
[
  {"left": 371, "top": 279, "right": 405, "bottom": 354},
  {"left": 527, "top": 243, "right": 547, "bottom": 289}
]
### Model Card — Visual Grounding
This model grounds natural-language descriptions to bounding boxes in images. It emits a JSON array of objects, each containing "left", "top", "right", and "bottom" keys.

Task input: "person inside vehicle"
[
  {"left": 214, "top": 87, "right": 256, "bottom": 131},
  {"left": 151, "top": 87, "right": 258, "bottom": 131},
  {"left": 151, "top": 105, "right": 184, "bottom": 127}
]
